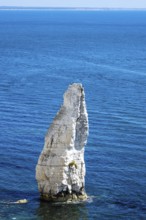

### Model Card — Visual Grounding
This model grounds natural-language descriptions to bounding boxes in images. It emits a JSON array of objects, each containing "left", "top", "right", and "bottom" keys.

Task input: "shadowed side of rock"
[{"left": 36, "top": 83, "right": 89, "bottom": 202}]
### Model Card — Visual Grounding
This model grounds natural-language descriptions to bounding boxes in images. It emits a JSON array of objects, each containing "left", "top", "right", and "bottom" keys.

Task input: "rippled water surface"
[{"left": 0, "top": 10, "right": 146, "bottom": 220}]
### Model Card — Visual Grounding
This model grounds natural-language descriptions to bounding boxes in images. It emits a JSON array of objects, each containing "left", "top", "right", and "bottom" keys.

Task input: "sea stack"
[{"left": 36, "top": 83, "right": 89, "bottom": 202}]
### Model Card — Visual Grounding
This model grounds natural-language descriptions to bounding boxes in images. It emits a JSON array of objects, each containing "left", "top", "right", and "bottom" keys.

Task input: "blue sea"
[{"left": 0, "top": 9, "right": 146, "bottom": 220}]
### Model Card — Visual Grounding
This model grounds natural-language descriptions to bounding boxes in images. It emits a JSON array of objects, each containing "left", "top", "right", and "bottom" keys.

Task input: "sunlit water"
[{"left": 0, "top": 10, "right": 146, "bottom": 220}]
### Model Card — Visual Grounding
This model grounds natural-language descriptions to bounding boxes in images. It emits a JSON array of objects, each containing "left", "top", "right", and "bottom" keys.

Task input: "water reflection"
[{"left": 36, "top": 201, "right": 88, "bottom": 220}]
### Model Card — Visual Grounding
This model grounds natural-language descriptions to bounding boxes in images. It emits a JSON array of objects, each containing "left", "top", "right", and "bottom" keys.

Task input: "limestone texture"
[{"left": 36, "top": 83, "right": 89, "bottom": 202}]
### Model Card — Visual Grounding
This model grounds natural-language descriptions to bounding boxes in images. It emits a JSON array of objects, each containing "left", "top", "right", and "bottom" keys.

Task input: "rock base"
[{"left": 40, "top": 191, "right": 88, "bottom": 203}]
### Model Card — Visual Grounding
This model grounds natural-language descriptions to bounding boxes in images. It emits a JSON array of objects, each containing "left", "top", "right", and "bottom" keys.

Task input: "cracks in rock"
[{"left": 50, "top": 137, "right": 54, "bottom": 147}]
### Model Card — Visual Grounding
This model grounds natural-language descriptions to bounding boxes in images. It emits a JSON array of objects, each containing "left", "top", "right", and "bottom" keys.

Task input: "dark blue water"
[{"left": 0, "top": 10, "right": 146, "bottom": 220}]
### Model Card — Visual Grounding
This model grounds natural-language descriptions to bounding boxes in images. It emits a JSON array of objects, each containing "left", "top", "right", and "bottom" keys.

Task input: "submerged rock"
[
  {"left": 9, "top": 199, "right": 28, "bottom": 204},
  {"left": 36, "top": 83, "right": 89, "bottom": 202}
]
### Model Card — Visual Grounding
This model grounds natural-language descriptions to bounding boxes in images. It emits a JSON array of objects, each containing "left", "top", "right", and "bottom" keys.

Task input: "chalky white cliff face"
[{"left": 36, "top": 83, "right": 89, "bottom": 202}]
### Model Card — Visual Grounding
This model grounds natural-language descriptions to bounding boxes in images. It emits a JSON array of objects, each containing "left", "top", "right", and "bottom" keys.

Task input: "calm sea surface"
[{"left": 0, "top": 10, "right": 146, "bottom": 220}]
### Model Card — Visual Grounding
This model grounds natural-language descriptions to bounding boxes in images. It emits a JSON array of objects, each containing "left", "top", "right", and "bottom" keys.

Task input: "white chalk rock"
[{"left": 36, "top": 83, "right": 89, "bottom": 202}]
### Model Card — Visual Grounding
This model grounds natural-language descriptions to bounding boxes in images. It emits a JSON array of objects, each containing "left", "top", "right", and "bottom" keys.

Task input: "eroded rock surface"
[{"left": 36, "top": 83, "right": 89, "bottom": 202}]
